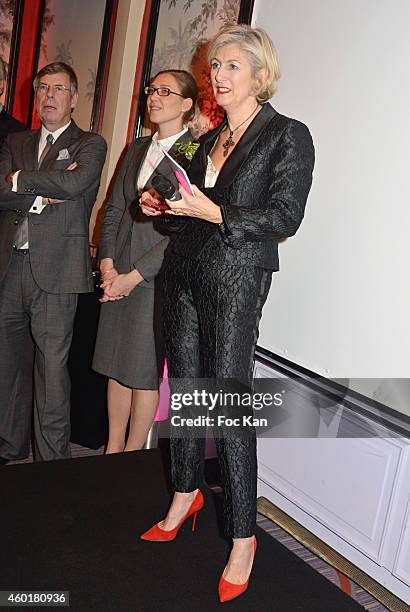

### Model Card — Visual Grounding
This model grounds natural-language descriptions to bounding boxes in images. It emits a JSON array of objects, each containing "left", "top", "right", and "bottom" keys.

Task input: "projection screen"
[{"left": 252, "top": 0, "right": 410, "bottom": 416}]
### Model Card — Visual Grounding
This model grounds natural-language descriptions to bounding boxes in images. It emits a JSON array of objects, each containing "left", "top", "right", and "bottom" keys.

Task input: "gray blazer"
[
  {"left": 98, "top": 130, "right": 194, "bottom": 288},
  {"left": 0, "top": 121, "right": 107, "bottom": 293}
]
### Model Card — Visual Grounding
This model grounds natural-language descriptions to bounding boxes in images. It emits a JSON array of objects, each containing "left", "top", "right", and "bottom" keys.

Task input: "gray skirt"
[{"left": 92, "top": 284, "right": 161, "bottom": 390}]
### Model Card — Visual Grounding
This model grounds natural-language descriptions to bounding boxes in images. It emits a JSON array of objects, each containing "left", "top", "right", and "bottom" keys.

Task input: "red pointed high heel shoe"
[
  {"left": 218, "top": 536, "right": 257, "bottom": 603},
  {"left": 140, "top": 489, "right": 204, "bottom": 542}
]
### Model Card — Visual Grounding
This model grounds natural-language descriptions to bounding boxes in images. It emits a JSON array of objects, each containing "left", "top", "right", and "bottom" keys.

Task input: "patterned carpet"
[{"left": 7, "top": 443, "right": 389, "bottom": 611}]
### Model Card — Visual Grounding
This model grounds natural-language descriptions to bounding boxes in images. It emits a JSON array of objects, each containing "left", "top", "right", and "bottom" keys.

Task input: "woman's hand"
[
  {"left": 99, "top": 258, "right": 120, "bottom": 302},
  {"left": 100, "top": 258, "right": 118, "bottom": 283},
  {"left": 139, "top": 188, "right": 162, "bottom": 217},
  {"left": 165, "top": 184, "right": 222, "bottom": 224},
  {"left": 103, "top": 269, "right": 144, "bottom": 300}
]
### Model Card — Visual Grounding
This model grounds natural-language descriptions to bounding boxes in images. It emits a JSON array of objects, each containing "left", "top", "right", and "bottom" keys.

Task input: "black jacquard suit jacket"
[{"left": 170, "top": 103, "right": 315, "bottom": 271}]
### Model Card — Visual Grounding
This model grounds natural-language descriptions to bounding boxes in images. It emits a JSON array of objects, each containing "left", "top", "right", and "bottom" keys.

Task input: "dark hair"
[
  {"left": 150, "top": 69, "right": 198, "bottom": 122},
  {"left": 33, "top": 62, "right": 78, "bottom": 95}
]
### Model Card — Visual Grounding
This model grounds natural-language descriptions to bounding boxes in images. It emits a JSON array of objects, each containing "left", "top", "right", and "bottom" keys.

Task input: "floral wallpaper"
[
  {"left": 151, "top": 0, "right": 243, "bottom": 136},
  {"left": 36, "top": 0, "right": 105, "bottom": 130}
]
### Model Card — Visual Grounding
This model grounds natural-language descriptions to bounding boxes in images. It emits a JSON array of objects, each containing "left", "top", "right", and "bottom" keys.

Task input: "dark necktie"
[
  {"left": 14, "top": 133, "right": 55, "bottom": 249},
  {"left": 38, "top": 133, "right": 55, "bottom": 168}
]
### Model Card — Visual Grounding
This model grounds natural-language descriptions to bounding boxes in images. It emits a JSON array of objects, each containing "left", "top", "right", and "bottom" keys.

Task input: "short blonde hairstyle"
[{"left": 208, "top": 24, "right": 281, "bottom": 103}]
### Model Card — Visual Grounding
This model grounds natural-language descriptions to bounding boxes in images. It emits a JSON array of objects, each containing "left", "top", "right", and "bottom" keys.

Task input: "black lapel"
[
  {"left": 189, "top": 103, "right": 277, "bottom": 190},
  {"left": 146, "top": 129, "right": 195, "bottom": 187},
  {"left": 189, "top": 121, "right": 226, "bottom": 187},
  {"left": 22, "top": 129, "right": 41, "bottom": 171},
  {"left": 166, "top": 128, "right": 196, "bottom": 170},
  {"left": 40, "top": 120, "right": 83, "bottom": 169},
  {"left": 216, "top": 104, "right": 276, "bottom": 189}
]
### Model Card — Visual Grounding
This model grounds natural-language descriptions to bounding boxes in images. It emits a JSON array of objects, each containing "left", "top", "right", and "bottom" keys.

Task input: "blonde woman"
[{"left": 141, "top": 26, "right": 314, "bottom": 603}]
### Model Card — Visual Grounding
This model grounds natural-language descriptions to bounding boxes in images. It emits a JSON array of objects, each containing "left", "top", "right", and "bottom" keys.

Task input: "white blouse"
[
  {"left": 204, "top": 155, "right": 219, "bottom": 188},
  {"left": 137, "top": 128, "right": 188, "bottom": 192}
]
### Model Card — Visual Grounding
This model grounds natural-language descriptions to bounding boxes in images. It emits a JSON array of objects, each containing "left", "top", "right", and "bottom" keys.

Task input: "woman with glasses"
[
  {"left": 140, "top": 26, "right": 314, "bottom": 603},
  {"left": 92, "top": 70, "right": 198, "bottom": 453}
]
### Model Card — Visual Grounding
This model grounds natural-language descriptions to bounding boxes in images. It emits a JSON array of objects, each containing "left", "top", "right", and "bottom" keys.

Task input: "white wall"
[{"left": 252, "top": 1, "right": 410, "bottom": 413}]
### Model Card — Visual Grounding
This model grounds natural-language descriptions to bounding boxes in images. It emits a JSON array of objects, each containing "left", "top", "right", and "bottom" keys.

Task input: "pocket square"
[{"left": 57, "top": 148, "right": 70, "bottom": 160}]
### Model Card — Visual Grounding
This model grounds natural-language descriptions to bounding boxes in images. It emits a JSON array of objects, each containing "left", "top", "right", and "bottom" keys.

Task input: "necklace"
[{"left": 222, "top": 105, "right": 260, "bottom": 157}]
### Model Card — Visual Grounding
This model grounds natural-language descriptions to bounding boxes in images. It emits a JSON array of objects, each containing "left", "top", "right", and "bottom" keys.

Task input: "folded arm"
[
  {"left": 0, "top": 138, "right": 36, "bottom": 211},
  {"left": 13, "top": 134, "right": 107, "bottom": 201}
]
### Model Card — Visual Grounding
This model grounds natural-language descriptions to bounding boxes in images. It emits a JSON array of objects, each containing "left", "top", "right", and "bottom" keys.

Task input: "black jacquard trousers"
[{"left": 163, "top": 248, "right": 272, "bottom": 538}]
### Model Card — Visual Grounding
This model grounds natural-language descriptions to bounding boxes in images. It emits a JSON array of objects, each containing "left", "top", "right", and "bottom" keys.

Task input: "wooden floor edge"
[{"left": 257, "top": 496, "right": 408, "bottom": 612}]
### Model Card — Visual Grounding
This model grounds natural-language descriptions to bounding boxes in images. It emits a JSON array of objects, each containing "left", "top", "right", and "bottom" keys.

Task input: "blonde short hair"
[{"left": 208, "top": 24, "right": 281, "bottom": 103}]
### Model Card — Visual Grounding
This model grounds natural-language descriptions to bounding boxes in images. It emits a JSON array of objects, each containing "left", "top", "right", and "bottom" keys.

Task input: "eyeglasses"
[
  {"left": 144, "top": 86, "right": 184, "bottom": 98},
  {"left": 36, "top": 83, "right": 71, "bottom": 95}
]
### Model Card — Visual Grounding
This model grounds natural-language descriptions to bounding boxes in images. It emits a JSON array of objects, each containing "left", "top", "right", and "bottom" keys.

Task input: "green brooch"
[{"left": 175, "top": 140, "right": 200, "bottom": 161}]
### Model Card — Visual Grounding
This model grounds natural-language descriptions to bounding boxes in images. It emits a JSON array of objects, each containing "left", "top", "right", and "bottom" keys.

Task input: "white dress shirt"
[
  {"left": 137, "top": 127, "right": 188, "bottom": 192},
  {"left": 12, "top": 121, "right": 71, "bottom": 248}
]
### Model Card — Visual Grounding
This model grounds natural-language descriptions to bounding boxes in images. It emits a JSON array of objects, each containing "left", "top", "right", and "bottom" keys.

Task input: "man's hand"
[
  {"left": 6, "top": 162, "right": 76, "bottom": 197},
  {"left": 43, "top": 197, "right": 65, "bottom": 205}
]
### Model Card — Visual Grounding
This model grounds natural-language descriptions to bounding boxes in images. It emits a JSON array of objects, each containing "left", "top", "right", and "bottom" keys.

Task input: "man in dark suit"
[
  {"left": 0, "top": 62, "right": 107, "bottom": 462},
  {"left": 0, "top": 57, "right": 26, "bottom": 146}
]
